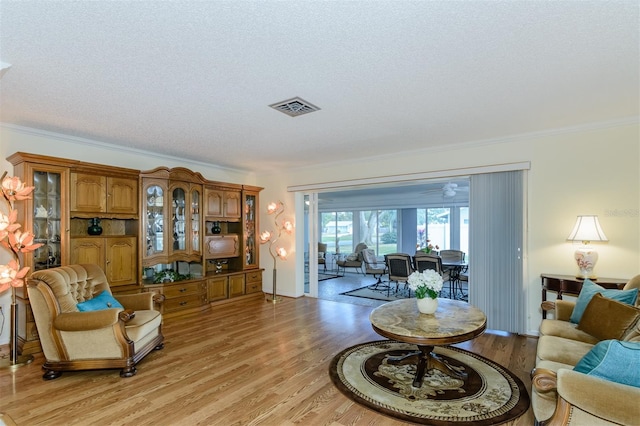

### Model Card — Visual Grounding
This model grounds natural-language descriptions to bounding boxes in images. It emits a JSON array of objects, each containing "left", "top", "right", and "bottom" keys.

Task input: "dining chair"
[
  {"left": 438, "top": 250, "right": 467, "bottom": 299},
  {"left": 439, "top": 249, "right": 465, "bottom": 263},
  {"left": 384, "top": 253, "right": 414, "bottom": 296}
]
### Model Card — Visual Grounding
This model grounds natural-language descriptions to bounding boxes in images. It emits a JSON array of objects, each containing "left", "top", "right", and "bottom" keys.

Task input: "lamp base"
[
  {"left": 574, "top": 246, "right": 598, "bottom": 279},
  {"left": 0, "top": 354, "right": 34, "bottom": 370},
  {"left": 266, "top": 295, "right": 283, "bottom": 303}
]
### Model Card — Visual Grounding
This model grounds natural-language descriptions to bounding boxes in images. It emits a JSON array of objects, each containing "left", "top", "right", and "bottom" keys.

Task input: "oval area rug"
[{"left": 329, "top": 340, "right": 530, "bottom": 425}]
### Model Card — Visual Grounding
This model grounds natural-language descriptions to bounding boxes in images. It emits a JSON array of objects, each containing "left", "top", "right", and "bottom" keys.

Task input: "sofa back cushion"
[
  {"left": 569, "top": 279, "right": 639, "bottom": 324},
  {"left": 29, "top": 264, "right": 112, "bottom": 313},
  {"left": 577, "top": 293, "right": 640, "bottom": 340}
]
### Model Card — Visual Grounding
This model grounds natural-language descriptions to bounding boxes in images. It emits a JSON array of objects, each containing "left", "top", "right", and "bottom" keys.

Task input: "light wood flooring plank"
[{"left": 0, "top": 296, "right": 537, "bottom": 425}]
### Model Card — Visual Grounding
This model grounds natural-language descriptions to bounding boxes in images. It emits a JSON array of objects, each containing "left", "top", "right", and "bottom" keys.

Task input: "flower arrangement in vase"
[
  {"left": 420, "top": 239, "right": 439, "bottom": 254},
  {"left": 407, "top": 269, "right": 443, "bottom": 314}
]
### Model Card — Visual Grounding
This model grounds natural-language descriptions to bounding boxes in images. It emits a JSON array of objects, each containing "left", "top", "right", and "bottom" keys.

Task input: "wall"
[
  {"left": 0, "top": 124, "right": 258, "bottom": 345},
  {"left": 258, "top": 121, "right": 639, "bottom": 335},
  {"left": 1, "top": 121, "right": 638, "bottom": 342}
]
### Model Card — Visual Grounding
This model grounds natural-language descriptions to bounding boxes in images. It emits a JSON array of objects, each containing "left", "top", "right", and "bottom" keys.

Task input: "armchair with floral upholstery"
[{"left": 27, "top": 264, "right": 164, "bottom": 379}]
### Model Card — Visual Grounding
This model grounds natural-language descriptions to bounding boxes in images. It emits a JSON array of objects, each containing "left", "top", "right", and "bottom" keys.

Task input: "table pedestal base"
[{"left": 388, "top": 345, "right": 468, "bottom": 388}]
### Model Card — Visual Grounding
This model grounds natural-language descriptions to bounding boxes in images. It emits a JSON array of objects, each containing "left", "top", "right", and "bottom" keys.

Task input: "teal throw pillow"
[
  {"left": 574, "top": 340, "right": 640, "bottom": 388},
  {"left": 77, "top": 290, "right": 124, "bottom": 312},
  {"left": 569, "top": 279, "right": 638, "bottom": 324}
]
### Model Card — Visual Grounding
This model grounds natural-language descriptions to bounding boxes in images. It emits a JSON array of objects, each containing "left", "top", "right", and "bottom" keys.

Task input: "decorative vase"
[
  {"left": 88, "top": 218, "right": 103, "bottom": 235},
  {"left": 416, "top": 297, "right": 438, "bottom": 314},
  {"left": 212, "top": 221, "right": 221, "bottom": 234}
]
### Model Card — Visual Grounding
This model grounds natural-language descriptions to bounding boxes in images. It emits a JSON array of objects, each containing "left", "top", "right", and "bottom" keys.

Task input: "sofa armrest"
[
  {"left": 554, "top": 300, "right": 576, "bottom": 321},
  {"left": 531, "top": 367, "right": 558, "bottom": 394},
  {"left": 115, "top": 292, "right": 155, "bottom": 311},
  {"left": 53, "top": 309, "right": 120, "bottom": 331},
  {"left": 542, "top": 299, "right": 576, "bottom": 322},
  {"left": 544, "top": 369, "right": 640, "bottom": 425}
]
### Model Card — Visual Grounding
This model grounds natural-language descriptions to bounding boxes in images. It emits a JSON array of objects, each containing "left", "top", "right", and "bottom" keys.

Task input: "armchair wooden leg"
[
  {"left": 120, "top": 366, "right": 137, "bottom": 378},
  {"left": 42, "top": 369, "right": 62, "bottom": 380},
  {"left": 154, "top": 343, "right": 165, "bottom": 351}
]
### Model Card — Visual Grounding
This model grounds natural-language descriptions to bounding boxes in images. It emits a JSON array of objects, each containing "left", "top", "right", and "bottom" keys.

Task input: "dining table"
[{"left": 441, "top": 260, "right": 468, "bottom": 300}]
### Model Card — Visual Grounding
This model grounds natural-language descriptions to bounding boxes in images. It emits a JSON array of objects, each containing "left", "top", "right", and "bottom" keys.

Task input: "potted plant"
[{"left": 407, "top": 269, "right": 443, "bottom": 314}]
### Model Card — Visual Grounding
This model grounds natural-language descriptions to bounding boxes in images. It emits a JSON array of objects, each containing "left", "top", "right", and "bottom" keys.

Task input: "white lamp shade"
[{"left": 567, "top": 215, "right": 608, "bottom": 243}]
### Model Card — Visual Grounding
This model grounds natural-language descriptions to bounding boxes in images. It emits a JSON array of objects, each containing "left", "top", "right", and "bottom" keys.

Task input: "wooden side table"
[{"left": 540, "top": 274, "right": 628, "bottom": 319}]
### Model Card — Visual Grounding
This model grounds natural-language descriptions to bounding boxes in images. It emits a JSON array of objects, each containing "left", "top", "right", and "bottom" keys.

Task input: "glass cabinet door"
[
  {"left": 243, "top": 191, "right": 258, "bottom": 268},
  {"left": 191, "top": 187, "right": 201, "bottom": 254},
  {"left": 145, "top": 184, "right": 165, "bottom": 257},
  {"left": 171, "top": 186, "right": 187, "bottom": 253},
  {"left": 32, "top": 171, "right": 62, "bottom": 271}
]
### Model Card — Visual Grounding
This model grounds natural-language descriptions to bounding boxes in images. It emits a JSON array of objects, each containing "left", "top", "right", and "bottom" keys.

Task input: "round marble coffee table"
[{"left": 369, "top": 298, "right": 487, "bottom": 387}]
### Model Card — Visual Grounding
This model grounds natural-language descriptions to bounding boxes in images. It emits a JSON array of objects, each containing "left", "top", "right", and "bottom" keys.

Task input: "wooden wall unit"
[
  {"left": 140, "top": 167, "right": 263, "bottom": 317},
  {"left": 7, "top": 152, "right": 140, "bottom": 354},
  {"left": 8, "top": 153, "right": 263, "bottom": 354}
]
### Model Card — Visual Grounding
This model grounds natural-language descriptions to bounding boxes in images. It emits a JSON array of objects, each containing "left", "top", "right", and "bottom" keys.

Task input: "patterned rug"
[
  {"left": 340, "top": 284, "right": 408, "bottom": 301},
  {"left": 329, "top": 340, "right": 529, "bottom": 425}
]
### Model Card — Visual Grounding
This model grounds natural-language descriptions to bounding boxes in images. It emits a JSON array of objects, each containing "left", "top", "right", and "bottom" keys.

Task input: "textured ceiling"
[{"left": 0, "top": 1, "right": 638, "bottom": 172}]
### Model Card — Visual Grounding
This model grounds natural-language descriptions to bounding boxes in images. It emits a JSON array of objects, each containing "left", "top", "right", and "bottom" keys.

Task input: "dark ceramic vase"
[
  {"left": 88, "top": 218, "right": 103, "bottom": 235},
  {"left": 212, "top": 221, "right": 221, "bottom": 234}
]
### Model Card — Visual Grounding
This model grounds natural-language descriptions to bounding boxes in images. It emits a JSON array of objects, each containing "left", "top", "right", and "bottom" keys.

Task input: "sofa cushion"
[
  {"left": 536, "top": 335, "right": 594, "bottom": 366},
  {"left": 577, "top": 293, "right": 640, "bottom": 341},
  {"left": 574, "top": 340, "right": 640, "bottom": 388},
  {"left": 569, "top": 279, "right": 639, "bottom": 324},
  {"left": 77, "top": 290, "right": 124, "bottom": 312},
  {"left": 539, "top": 319, "right": 600, "bottom": 344}
]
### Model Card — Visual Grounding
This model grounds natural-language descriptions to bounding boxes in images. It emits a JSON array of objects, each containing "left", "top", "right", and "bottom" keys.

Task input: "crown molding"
[{"left": 0, "top": 122, "right": 250, "bottom": 174}]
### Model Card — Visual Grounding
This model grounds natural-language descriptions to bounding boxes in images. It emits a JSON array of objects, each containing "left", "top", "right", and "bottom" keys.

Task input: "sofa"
[{"left": 531, "top": 275, "right": 640, "bottom": 425}]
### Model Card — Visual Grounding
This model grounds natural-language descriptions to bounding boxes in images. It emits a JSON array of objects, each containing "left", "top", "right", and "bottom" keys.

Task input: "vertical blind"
[{"left": 468, "top": 171, "right": 525, "bottom": 333}]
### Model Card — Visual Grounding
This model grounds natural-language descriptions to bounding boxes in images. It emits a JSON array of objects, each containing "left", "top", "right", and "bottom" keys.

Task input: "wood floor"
[{"left": 0, "top": 296, "right": 538, "bottom": 425}]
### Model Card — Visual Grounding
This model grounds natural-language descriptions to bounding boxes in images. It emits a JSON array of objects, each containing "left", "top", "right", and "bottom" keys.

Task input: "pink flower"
[
  {"left": 0, "top": 259, "right": 29, "bottom": 291},
  {"left": 0, "top": 210, "right": 21, "bottom": 243},
  {"left": 1, "top": 176, "right": 34, "bottom": 201},
  {"left": 6, "top": 229, "right": 42, "bottom": 253}
]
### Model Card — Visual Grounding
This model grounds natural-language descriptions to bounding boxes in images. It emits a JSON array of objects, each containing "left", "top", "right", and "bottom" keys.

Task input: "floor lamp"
[
  {"left": 259, "top": 201, "right": 293, "bottom": 303},
  {"left": 0, "top": 173, "right": 42, "bottom": 369}
]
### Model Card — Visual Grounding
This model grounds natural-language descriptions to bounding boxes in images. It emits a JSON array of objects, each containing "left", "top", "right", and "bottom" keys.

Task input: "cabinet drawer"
[
  {"left": 164, "top": 294, "right": 207, "bottom": 312},
  {"left": 245, "top": 271, "right": 262, "bottom": 283},
  {"left": 246, "top": 280, "right": 262, "bottom": 294},
  {"left": 204, "top": 234, "right": 239, "bottom": 259},
  {"left": 163, "top": 281, "right": 206, "bottom": 298}
]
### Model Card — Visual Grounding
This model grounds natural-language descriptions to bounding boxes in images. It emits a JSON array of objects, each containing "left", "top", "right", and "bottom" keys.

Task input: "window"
[
  {"left": 321, "top": 211, "right": 353, "bottom": 253},
  {"left": 417, "top": 206, "right": 467, "bottom": 253},
  {"left": 360, "top": 210, "right": 397, "bottom": 255}
]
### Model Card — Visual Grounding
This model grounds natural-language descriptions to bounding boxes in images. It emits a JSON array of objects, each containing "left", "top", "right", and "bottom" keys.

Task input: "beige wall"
[
  {"left": 258, "top": 122, "right": 640, "bottom": 335},
  {"left": 1, "top": 122, "right": 638, "bottom": 340}
]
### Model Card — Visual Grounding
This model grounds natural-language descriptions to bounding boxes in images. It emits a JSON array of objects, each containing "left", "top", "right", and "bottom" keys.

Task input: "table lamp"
[{"left": 567, "top": 215, "right": 608, "bottom": 279}]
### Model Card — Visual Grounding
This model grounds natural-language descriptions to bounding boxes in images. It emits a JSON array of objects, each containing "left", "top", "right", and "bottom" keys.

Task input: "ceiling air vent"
[{"left": 269, "top": 97, "right": 320, "bottom": 117}]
